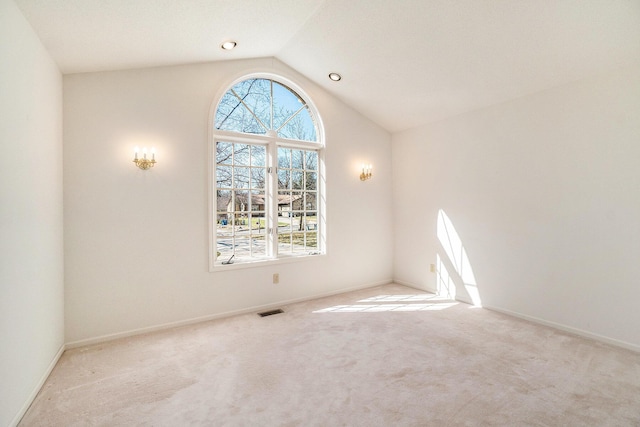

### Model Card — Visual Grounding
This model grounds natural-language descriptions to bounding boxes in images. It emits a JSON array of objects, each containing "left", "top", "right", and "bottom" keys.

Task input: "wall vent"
[{"left": 258, "top": 309, "right": 284, "bottom": 317}]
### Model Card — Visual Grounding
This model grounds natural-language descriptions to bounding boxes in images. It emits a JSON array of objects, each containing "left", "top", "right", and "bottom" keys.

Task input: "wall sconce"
[
  {"left": 133, "top": 146, "right": 156, "bottom": 170},
  {"left": 360, "top": 163, "right": 372, "bottom": 181}
]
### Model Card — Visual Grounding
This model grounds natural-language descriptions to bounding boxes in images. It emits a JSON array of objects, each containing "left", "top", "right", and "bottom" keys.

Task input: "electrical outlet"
[{"left": 273, "top": 273, "right": 279, "bottom": 284}]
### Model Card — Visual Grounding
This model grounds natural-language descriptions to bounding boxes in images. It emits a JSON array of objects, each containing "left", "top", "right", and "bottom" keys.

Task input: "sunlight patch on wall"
[
  {"left": 436, "top": 254, "right": 456, "bottom": 300},
  {"left": 437, "top": 209, "right": 482, "bottom": 306}
]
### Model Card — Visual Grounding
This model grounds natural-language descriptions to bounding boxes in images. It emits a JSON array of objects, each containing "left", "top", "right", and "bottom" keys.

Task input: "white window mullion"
[
  {"left": 267, "top": 140, "right": 278, "bottom": 258},
  {"left": 270, "top": 80, "right": 274, "bottom": 131}
]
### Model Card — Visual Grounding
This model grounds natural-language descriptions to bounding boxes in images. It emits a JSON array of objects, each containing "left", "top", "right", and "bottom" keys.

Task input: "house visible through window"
[{"left": 212, "top": 77, "right": 324, "bottom": 267}]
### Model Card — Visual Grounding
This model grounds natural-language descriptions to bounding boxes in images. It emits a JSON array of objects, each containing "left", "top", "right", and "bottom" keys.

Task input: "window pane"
[
  {"left": 251, "top": 236, "right": 266, "bottom": 257},
  {"left": 306, "top": 151, "right": 318, "bottom": 170},
  {"left": 305, "top": 193, "right": 317, "bottom": 211},
  {"left": 306, "top": 231, "right": 318, "bottom": 249},
  {"left": 291, "top": 171, "right": 303, "bottom": 190},
  {"left": 299, "top": 107, "right": 318, "bottom": 142},
  {"left": 278, "top": 232, "right": 292, "bottom": 253},
  {"left": 251, "top": 168, "right": 266, "bottom": 189},
  {"left": 234, "top": 144, "right": 250, "bottom": 166},
  {"left": 277, "top": 215, "right": 292, "bottom": 231},
  {"left": 216, "top": 142, "right": 233, "bottom": 165},
  {"left": 234, "top": 190, "right": 249, "bottom": 212},
  {"left": 230, "top": 79, "right": 252, "bottom": 98},
  {"left": 278, "top": 107, "right": 317, "bottom": 142},
  {"left": 293, "top": 191, "right": 305, "bottom": 211},
  {"left": 247, "top": 214, "right": 262, "bottom": 233},
  {"left": 291, "top": 232, "right": 305, "bottom": 252},
  {"left": 278, "top": 191, "right": 292, "bottom": 213},
  {"left": 214, "top": 92, "right": 242, "bottom": 130},
  {"left": 278, "top": 191, "right": 293, "bottom": 212},
  {"left": 216, "top": 98, "right": 264, "bottom": 134},
  {"left": 216, "top": 167, "right": 232, "bottom": 188},
  {"left": 272, "top": 81, "right": 305, "bottom": 131},
  {"left": 299, "top": 215, "right": 311, "bottom": 231},
  {"left": 290, "top": 213, "right": 305, "bottom": 232},
  {"left": 216, "top": 239, "right": 233, "bottom": 260},
  {"left": 216, "top": 190, "right": 232, "bottom": 209},
  {"left": 277, "top": 170, "right": 290, "bottom": 190},
  {"left": 236, "top": 212, "right": 249, "bottom": 227},
  {"left": 229, "top": 79, "right": 257, "bottom": 99},
  {"left": 233, "top": 237, "right": 251, "bottom": 259},
  {"left": 236, "top": 79, "right": 271, "bottom": 131},
  {"left": 305, "top": 172, "right": 317, "bottom": 190},
  {"left": 234, "top": 168, "right": 250, "bottom": 188},
  {"left": 251, "top": 190, "right": 266, "bottom": 210},
  {"left": 251, "top": 145, "right": 266, "bottom": 166},
  {"left": 278, "top": 148, "right": 290, "bottom": 168},
  {"left": 292, "top": 150, "right": 304, "bottom": 169},
  {"left": 216, "top": 222, "right": 233, "bottom": 260},
  {"left": 250, "top": 215, "right": 266, "bottom": 228},
  {"left": 305, "top": 213, "right": 317, "bottom": 232}
]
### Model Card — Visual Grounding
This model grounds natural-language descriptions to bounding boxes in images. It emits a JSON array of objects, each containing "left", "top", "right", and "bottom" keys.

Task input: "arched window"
[
  {"left": 211, "top": 76, "right": 325, "bottom": 268},
  {"left": 215, "top": 78, "right": 317, "bottom": 142}
]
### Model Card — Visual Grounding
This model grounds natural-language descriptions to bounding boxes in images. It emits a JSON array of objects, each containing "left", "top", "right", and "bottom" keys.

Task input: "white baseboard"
[
  {"left": 11, "top": 343, "right": 66, "bottom": 427},
  {"left": 66, "top": 279, "right": 393, "bottom": 349},
  {"left": 15, "top": 279, "right": 639, "bottom": 427},
  {"left": 392, "top": 279, "right": 640, "bottom": 353},
  {"left": 484, "top": 304, "right": 640, "bottom": 353},
  {"left": 393, "top": 279, "right": 437, "bottom": 294}
]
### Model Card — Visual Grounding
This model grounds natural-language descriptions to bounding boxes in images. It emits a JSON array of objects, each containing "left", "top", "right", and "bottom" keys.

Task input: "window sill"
[{"left": 210, "top": 253, "right": 325, "bottom": 272}]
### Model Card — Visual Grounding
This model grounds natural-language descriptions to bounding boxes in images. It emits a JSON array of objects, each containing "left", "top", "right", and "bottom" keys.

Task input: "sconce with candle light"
[
  {"left": 360, "top": 163, "right": 372, "bottom": 181},
  {"left": 133, "top": 146, "right": 156, "bottom": 170}
]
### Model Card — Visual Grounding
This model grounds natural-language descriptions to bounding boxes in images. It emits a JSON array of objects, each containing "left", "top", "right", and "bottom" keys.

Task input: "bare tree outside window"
[
  {"left": 215, "top": 79, "right": 316, "bottom": 142},
  {"left": 213, "top": 77, "right": 322, "bottom": 265}
]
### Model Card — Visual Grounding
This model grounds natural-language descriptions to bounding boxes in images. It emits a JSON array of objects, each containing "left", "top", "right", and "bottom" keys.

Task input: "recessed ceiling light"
[
  {"left": 328, "top": 72, "right": 342, "bottom": 82},
  {"left": 221, "top": 41, "right": 237, "bottom": 50}
]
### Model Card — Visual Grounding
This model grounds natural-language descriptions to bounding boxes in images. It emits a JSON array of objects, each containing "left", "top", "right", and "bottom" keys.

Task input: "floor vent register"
[{"left": 257, "top": 309, "right": 284, "bottom": 317}]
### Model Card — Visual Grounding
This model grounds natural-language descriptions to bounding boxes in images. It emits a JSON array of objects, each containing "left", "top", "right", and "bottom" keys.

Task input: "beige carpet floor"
[{"left": 19, "top": 283, "right": 640, "bottom": 426}]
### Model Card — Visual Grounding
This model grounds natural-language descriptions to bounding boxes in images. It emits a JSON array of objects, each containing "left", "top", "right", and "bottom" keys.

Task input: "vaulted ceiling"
[{"left": 15, "top": 0, "right": 640, "bottom": 133}]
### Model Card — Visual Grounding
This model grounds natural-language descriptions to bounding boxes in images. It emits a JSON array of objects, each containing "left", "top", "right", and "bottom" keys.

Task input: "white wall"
[
  {"left": 393, "top": 63, "right": 640, "bottom": 349},
  {"left": 63, "top": 58, "right": 393, "bottom": 344},
  {"left": 0, "top": 0, "right": 64, "bottom": 425}
]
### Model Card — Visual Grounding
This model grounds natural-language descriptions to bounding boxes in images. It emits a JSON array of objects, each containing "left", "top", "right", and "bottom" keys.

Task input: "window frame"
[{"left": 209, "top": 74, "right": 326, "bottom": 271}]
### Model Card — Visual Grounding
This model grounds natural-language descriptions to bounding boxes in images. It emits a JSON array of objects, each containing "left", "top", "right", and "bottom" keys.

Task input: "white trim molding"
[
  {"left": 11, "top": 344, "right": 66, "bottom": 427},
  {"left": 66, "top": 279, "right": 393, "bottom": 349},
  {"left": 484, "top": 304, "right": 640, "bottom": 354}
]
